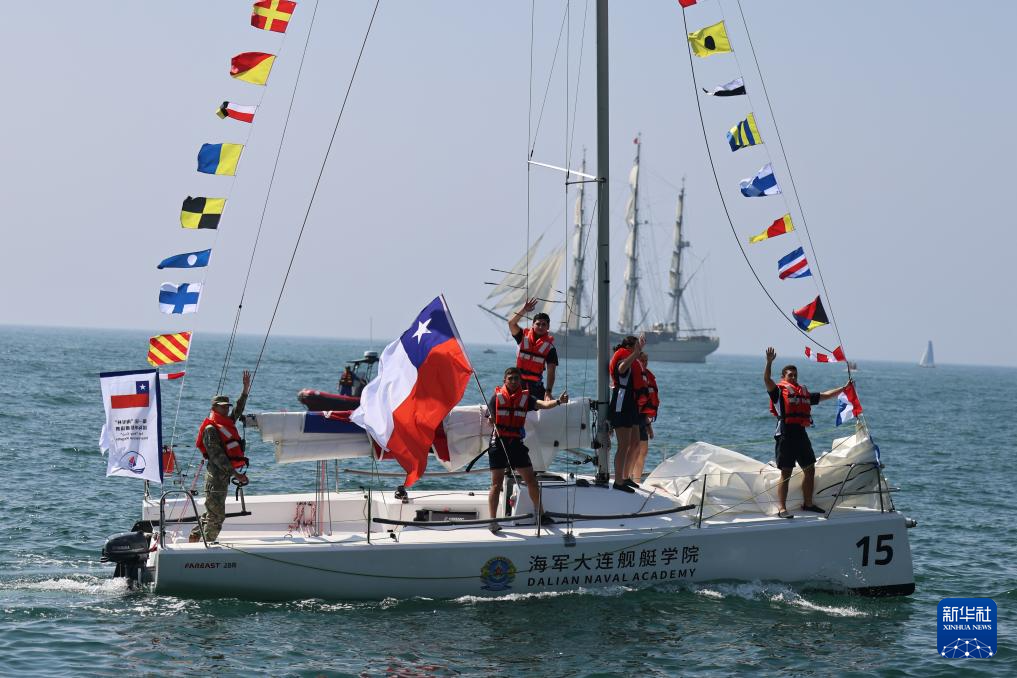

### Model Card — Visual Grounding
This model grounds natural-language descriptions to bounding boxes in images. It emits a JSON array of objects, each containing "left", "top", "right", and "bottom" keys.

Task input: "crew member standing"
[
  {"left": 338, "top": 366, "right": 355, "bottom": 396},
  {"left": 608, "top": 334, "right": 646, "bottom": 492},
  {"left": 508, "top": 296, "right": 557, "bottom": 400},
  {"left": 630, "top": 352, "right": 660, "bottom": 482},
  {"left": 487, "top": 367, "right": 568, "bottom": 532},
  {"left": 763, "top": 347, "right": 847, "bottom": 519},
  {"left": 189, "top": 370, "right": 251, "bottom": 543}
]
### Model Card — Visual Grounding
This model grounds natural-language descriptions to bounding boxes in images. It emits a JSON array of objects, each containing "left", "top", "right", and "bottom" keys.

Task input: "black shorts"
[
  {"left": 639, "top": 419, "right": 649, "bottom": 441},
  {"left": 522, "top": 380, "right": 546, "bottom": 400},
  {"left": 488, "top": 438, "right": 533, "bottom": 470},
  {"left": 775, "top": 427, "right": 816, "bottom": 470}
]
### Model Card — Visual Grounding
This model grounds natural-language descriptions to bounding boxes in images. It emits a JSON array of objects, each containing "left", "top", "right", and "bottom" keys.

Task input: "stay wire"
[
  {"left": 679, "top": 9, "right": 837, "bottom": 355},
  {"left": 219, "top": 0, "right": 324, "bottom": 393},
  {"left": 526, "top": 1, "right": 535, "bottom": 304},
  {"left": 251, "top": 0, "right": 382, "bottom": 383},
  {"left": 166, "top": 4, "right": 304, "bottom": 471},
  {"left": 733, "top": 0, "right": 849, "bottom": 369}
]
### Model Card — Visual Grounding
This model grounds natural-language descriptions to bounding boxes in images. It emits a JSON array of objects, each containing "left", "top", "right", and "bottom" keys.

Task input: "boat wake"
[
  {"left": 5, "top": 575, "right": 131, "bottom": 596},
  {"left": 693, "top": 581, "right": 867, "bottom": 617}
]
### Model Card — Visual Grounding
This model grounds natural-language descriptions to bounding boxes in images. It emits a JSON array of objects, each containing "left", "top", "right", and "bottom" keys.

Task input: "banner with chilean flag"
[{"left": 350, "top": 296, "right": 473, "bottom": 486}]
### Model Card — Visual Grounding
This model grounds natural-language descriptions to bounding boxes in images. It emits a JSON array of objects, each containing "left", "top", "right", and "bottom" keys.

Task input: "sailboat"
[
  {"left": 490, "top": 140, "right": 720, "bottom": 363},
  {"left": 919, "top": 340, "right": 935, "bottom": 368},
  {"left": 101, "top": 1, "right": 914, "bottom": 600}
]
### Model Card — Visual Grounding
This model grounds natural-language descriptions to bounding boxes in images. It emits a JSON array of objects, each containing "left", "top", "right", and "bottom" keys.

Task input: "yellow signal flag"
[
  {"left": 688, "top": 21, "right": 732, "bottom": 57},
  {"left": 230, "top": 52, "right": 276, "bottom": 86},
  {"left": 148, "top": 331, "right": 192, "bottom": 367},
  {"left": 180, "top": 197, "right": 226, "bottom": 229}
]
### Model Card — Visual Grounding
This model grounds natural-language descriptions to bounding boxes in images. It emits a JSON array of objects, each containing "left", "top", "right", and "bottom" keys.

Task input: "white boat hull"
[{"left": 144, "top": 485, "right": 913, "bottom": 600}]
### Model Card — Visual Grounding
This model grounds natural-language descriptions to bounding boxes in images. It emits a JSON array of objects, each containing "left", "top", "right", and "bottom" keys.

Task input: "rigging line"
[
  {"left": 567, "top": 0, "right": 590, "bottom": 169},
  {"left": 526, "top": 0, "right": 535, "bottom": 304},
  {"left": 218, "top": 0, "right": 324, "bottom": 393},
  {"left": 251, "top": 0, "right": 382, "bottom": 382},
  {"left": 734, "top": 0, "right": 849, "bottom": 365},
  {"left": 529, "top": 3, "right": 571, "bottom": 157},
  {"left": 168, "top": 19, "right": 289, "bottom": 451},
  {"left": 679, "top": 9, "right": 836, "bottom": 355},
  {"left": 706, "top": 3, "right": 839, "bottom": 357}
]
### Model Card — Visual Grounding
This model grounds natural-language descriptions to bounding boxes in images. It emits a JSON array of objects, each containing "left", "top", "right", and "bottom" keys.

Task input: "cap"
[{"left": 211, "top": 395, "right": 232, "bottom": 407}]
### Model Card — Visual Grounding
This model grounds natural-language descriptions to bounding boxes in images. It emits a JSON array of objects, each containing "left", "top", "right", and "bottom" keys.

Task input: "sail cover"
[
  {"left": 437, "top": 398, "right": 593, "bottom": 473},
  {"left": 255, "top": 397, "right": 592, "bottom": 470},
  {"left": 644, "top": 426, "right": 885, "bottom": 515}
]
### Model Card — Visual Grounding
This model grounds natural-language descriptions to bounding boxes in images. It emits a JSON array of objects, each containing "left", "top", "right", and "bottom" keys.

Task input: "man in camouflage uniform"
[{"left": 189, "top": 370, "right": 251, "bottom": 543}]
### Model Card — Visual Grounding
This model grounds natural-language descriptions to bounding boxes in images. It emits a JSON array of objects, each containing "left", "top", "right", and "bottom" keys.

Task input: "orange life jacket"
[
  {"left": 493, "top": 385, "right": 530, "bottom": 439},
  {"left": 639, "top": 367, "right": 660, "bottom": 419},
  {"left": 769, "top": 380, "right": 812, "bottom": 427},
  {"left": 516, "top": 328, "right": 554, "bottom": 383},
  {"left": 196, "top": 409, "right": 248, "bottom": 469}
]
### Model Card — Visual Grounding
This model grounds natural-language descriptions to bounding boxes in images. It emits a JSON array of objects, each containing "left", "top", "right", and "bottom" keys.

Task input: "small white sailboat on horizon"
[{"left": 919, "top": 340, "right": 935, "bottom": 368}]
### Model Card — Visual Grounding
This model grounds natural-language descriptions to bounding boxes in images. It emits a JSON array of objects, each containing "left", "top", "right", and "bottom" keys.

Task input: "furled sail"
[
  {"left": 486, "top": 246, "right": 565, "bottom": 318},
  {"left": 564, "top": 157, "right": 589, "bottom": 332},
  {"left": 618, "top": 142, "right": 641, "bottom": 333}
]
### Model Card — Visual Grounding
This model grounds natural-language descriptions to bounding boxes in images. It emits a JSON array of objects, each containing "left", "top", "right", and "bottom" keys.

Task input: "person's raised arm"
[
  {"left": 763, "top": 347, "right": 777, "bottom": 392},
  {"left": 818, "top": 380, "right": 850, "bottom": 402},
  {"left": 508, "top": 297, "right": 538, "bottom": 338},
  {"left": 617, "top": 335, "right": 646, "bottom": 374}
]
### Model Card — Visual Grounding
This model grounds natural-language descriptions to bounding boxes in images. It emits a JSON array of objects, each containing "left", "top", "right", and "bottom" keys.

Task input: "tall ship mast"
[
  {"left": 668, "top": 180, "right": 688, "bottom": 334},
  {"left": 564, "top": 153, "right": 589, "bottom": 335},
  {"left": 618, "top": 135, "right": 643, "bottom": 334}
]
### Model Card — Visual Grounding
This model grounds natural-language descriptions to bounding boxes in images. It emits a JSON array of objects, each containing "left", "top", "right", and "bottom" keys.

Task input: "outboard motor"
[{"left": 101, "top": 531, "right": 151, "bottom": 586}]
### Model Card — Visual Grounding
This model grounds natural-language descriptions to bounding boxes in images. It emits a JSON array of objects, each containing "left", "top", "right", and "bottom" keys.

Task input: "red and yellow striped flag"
[{"left": 148, "top": 332, "right": 191, "bottom": 367}]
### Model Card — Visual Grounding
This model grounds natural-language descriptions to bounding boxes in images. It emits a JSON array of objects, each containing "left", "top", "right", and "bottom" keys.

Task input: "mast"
[
  {"left": 618, "top": 135, "right": 641, "bottom": 333},
  {"left": 668, "top": 179, "right": 688, "bottom": 334},
  {"left": 594, "top": 0, "right": 611, "bottom": 482},
  {"left": 565, "top": 152, "right": 588, "bottom": 333}
]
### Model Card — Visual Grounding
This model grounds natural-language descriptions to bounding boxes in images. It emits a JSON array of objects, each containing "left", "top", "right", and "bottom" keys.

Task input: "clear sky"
[{"left": 2, "top": 1, "right": 1015, "bottom": 367}]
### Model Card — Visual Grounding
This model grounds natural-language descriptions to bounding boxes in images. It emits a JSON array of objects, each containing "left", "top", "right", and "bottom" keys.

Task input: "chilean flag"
[
  {"left": 836, "top": 382, "right": 863, "bottom": 426},
  {"left": 350, "top": 297, "right": 473, "bottom": 486},
  {"left": 111, "top": 381, "right": 151, "bottom": 409}
]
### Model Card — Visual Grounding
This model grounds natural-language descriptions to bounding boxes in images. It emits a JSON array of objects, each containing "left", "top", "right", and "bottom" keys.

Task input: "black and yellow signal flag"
[
  {"left": 180, "top": 197, "right": 225, "bottom": 230},
  {"left": 688, "top": 21, "right": 732, "bottom": 58}
]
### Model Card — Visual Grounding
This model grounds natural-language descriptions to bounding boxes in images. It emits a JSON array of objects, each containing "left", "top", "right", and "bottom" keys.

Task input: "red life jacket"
[
  {"left": 639, "top": 367, "right": 660, "bottom": 419},
  {"left": 196, "top": 410, "right": 248, "bottom": 469},
  {"left": 516, "top": 328, "right": 554, "bottom": 383},
  {"left": 609, "top": 347, "right": 645, "bottom": 390},
  {"left": 769, "top": 380, "right": 812, "bottom": 427},
  {"left": 493, "top": 385, "right": 530, "bottom": 439}
]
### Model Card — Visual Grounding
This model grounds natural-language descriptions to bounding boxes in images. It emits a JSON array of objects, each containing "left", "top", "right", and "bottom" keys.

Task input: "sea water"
[{"left": 0, "top": 325, "right": 1014, "bottom": 676}]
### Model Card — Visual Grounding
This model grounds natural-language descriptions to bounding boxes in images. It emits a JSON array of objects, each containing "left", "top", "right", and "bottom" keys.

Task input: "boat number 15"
[{"left": 855, "top": 534, "right": 894, "bottom": 566}]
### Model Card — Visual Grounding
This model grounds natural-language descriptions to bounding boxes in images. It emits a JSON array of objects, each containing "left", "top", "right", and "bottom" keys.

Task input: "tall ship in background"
[{"left": 483, "top": 140, "right": 719, "bottom": 363}]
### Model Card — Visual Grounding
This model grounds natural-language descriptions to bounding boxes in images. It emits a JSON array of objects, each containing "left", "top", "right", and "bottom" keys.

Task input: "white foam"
[
  {"left": 452, "top": 586, "right": 633, "bottom": 605},
  {"left": 14, "top": 577, "right": 130, "bottom": 595},
  {"left": 692, "top": 581, "right": 867, "bottom": 617}
]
